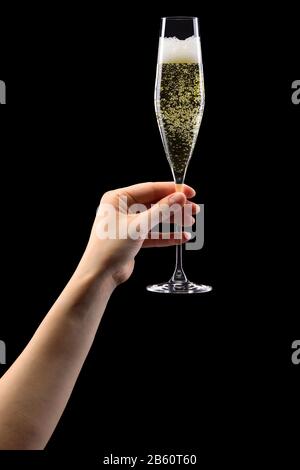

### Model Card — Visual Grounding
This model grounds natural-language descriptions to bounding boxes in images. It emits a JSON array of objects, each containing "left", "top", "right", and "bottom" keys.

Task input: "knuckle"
[{"left": 101, "top": 189, "right": 116, "bottom": 202}]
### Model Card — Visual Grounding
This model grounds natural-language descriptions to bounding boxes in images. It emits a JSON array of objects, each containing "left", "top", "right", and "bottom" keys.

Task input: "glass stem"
[
  {"left": 171, "top": 177, "right": 187, "bottom": 284},
  {"left": 171, "top": 241, "right": 187, "bottom": 283}
]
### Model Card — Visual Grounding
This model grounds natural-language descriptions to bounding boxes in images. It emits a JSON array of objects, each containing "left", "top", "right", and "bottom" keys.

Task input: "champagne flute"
[{"left": 147, "top": 16, "right": 212, "bottom": 294}]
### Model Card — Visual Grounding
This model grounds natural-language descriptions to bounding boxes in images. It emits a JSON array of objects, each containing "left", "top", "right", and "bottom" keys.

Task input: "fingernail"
[
  {"left": 169, "top": 192, "right": 185, "bottom": 204},
  {"left": 195, "top": 204, "right": 200, "bottom": 214},
  {"left": 184, "top": 231, "right": 192, "bottom": 240}
]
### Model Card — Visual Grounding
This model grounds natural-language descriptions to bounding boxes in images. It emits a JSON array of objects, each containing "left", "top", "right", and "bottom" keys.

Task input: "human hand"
[
  {"left": 76, "top": 182, "right": 199, "bottom": 286},
  {"left": 0, "top": 182, "right": 199, "bottom": 450}
]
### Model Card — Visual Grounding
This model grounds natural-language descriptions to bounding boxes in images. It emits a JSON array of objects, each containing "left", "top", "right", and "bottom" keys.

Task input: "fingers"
[
  {"left": 143, "top": 231, "right": 191, "bottom": 248},
  {"left": 166, "top": 203, "right": 200, "bottom": 226},
  {"left": 137, "top": 191, "right": 187, "bottom": 233},
  {"left": 115, "top": 182, "right": 196, "bottom": 205},
  {"left": 168, "top": 214, "right": 195, "bottom": 227},
  {"left": 186, "top": 202, "right": 200, "bottom": 215}
]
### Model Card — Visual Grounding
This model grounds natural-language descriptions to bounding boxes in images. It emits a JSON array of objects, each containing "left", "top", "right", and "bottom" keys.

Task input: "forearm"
[
  {"left": 0, "top": 181, "right": 193, "bottom": 450},
  {"left": 0, "top": 268, "right": 115, "bottom": 450}
]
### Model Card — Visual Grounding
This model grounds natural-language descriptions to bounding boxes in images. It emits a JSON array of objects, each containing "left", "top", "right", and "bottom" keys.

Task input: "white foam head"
[{"left": 158, "top": 36, "right": 201, "bottom": 64}]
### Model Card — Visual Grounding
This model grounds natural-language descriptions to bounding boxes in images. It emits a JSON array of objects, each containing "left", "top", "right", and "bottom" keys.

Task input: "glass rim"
[{"left": 161, "top": 16, "right": 198, "bottom": 20}]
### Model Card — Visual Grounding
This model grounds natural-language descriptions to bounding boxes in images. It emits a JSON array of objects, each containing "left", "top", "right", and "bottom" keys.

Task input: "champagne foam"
[{"left": 158, "top": 36, "right": 201, "bottom": 63}]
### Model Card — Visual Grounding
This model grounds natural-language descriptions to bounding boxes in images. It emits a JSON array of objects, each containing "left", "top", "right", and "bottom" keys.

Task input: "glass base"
[{"left": 146, "top": 281, "right": 212, "bottom": 294}]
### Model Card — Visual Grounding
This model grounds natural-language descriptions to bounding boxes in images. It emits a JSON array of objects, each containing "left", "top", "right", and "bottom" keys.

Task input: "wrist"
[
  {"left": 72, "top": 263, "right": 118, "bottom": 294},
  {"left": 75, "top": 245, "right": 127, "bottom": 290}
]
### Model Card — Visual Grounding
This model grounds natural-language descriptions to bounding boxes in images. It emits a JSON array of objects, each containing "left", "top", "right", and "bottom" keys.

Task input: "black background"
[{"left": 0, "top": 3, "right": 299, "bottom": 467}]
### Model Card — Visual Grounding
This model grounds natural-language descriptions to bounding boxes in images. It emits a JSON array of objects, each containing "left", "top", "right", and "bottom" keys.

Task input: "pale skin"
[{"left": 0, "top": 182, "right": 199, "bottom": 450}]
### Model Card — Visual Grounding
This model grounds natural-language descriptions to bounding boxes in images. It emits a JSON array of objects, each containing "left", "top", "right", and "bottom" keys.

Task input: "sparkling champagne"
[
  {"left": 148, "top": 18, "right": 212, "bottom": 295},
  {"left": 155, "top": 37, "right": 205, "bottom": 181}
]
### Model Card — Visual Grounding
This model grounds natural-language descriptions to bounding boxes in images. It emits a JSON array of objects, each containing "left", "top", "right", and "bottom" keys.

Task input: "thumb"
[{"left": 137, "top": 192, "right": 186, "bottom": 235}]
